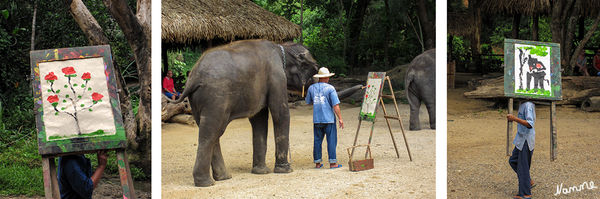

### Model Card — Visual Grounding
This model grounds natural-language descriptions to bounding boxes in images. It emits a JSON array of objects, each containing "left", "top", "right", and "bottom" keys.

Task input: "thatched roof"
[
  {"left": 162, "top": 0, "right": 301, "bottom": 45},
  {"left": 448, "top": 12, "right": 474, "bottom": 37},
  {"left": 479, "top": 0, "right": 550, "bottom": 15}
]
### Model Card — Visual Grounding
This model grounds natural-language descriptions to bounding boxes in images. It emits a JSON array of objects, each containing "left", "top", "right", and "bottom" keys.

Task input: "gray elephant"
[
  {"left": 170, "top": 39, "right": 321, "bottom": 187},
  {"left": 405, "top": 49, "right": 435, "bottom": 130}
]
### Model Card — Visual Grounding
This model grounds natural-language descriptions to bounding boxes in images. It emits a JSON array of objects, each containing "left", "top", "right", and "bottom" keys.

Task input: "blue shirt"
[
  {"left": 305, "top": 82, "right": 340, "bottom": 123},
  {"left": 513, "top": 101, "right": 535, "bottom": 151},
  {"left": 58, "top": 155, "right": 94, "bottom": 199}
]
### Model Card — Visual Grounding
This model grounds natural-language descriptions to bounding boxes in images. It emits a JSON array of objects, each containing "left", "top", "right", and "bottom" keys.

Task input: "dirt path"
[
  {"left": 448, "top": 88, "right": 600, "bottom": 198},
  {"left": 162, "top": 102, "right": 435, "bottom": 198}
]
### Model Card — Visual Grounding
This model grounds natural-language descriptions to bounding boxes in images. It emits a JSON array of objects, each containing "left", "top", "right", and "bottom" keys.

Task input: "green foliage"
[
  {"left": 518, "top": 46, "right": 549, "bottom": 57},
  {"left": 0, "top": 165, "right": 44, "bottom": 196}
]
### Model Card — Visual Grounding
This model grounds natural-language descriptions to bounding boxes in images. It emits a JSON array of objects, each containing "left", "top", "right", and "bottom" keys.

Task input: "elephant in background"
[{"left": 405, "top": 49, "right": 435, "bottom": 130}]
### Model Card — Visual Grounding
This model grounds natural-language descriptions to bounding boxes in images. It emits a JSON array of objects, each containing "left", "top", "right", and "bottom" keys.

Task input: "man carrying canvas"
[
  {"left": 507, "top": 101, "right": 536, "bottom": 199},
  {"left": 58, "top": 151, "right": 108, "bottom": 199},
  {"left": 305, "top": 67, "right": 344, "bottom": 169}
]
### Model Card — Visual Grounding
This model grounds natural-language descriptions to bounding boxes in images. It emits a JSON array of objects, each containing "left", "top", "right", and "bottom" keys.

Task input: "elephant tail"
[
  {"left": 166, "top": 76, "right": 199, "bottom": 104},
  {"left": 405, "top": 69, "right": 416, "bottom": 103}
]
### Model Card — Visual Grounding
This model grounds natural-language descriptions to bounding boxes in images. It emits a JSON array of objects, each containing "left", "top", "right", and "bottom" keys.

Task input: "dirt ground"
[
  {"left": 447, "top": 87, "right": 600, "bottom": 198},
  {"left": 162, "top": 102, "right": 435, "bottom": 198}
]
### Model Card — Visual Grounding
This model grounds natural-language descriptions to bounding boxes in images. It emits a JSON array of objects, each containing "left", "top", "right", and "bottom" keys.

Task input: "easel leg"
[
  {"left": 42, "top": 157, "right": 60, "bottom": 199},
  {"left": 550, "top": 101, "right": 557, "bottom": 161},
  {"left": 364, "top": 121, "right": 376, "bottom": 159},
  {"left": 116, "top": 149, "right": 136, "bottom": 199},
  {"left": 378, "top": 99, "right": 401, "bottom": 159},
  {"left": 350, "top": 120, "right": 363, "bottom": 159},
  {"left": 507, "top": 98, "right": 513, "bottom": 156}
]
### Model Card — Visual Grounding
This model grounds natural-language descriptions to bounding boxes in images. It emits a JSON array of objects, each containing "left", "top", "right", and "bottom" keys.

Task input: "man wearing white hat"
[{"left": 305, "top": 67, "right": 344, "bottom": 169}]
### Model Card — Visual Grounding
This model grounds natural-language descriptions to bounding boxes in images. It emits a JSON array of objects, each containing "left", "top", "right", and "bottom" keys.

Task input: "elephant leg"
[
  {"left": 193, "top": 112, "right": 228, "bottom": 187},
  {"left": 268, "top": 87, "right": 292, "bottom": 173},
  {"left": 407, "top": 85, "right": 422, "bottom": 131},
  {"left": 526, "top": 72, "right": 532, "bottom": 90},
  {"left": 211, "top": 139, "right": 232, "bottom": 181},
  {"left": 249, "top": 108, "right": 270, "bottom": 174},
  {"left": 425, "top": 98, "right": 436, "bottom": 130}
]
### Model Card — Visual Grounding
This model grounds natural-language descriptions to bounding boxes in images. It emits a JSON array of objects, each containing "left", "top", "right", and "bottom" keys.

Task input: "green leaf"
[
  {"left": 88, "top": 87, "right": 92, "bottom": 91},
  {"left": 80, "top": 104, "right": 84, "bottom": 107},
  {"left": 73, "top": 84, "right": 78, "bottom": 86},
  {"left": 61, "top": 107, "right": 66, "bottom": 110},
  {"left": 89, "top": 109, "right": 92, "bottom": 112},
  {"left": 65, "top": 94, "right": 69, "bottom": 98},
  {"left": 81, "top": 84, "right": 85, "bottom": 88},
  {"left": 56, "top": 89, "right": 60, "bottom": 93},
  {"left": 64, "top": 85, "right": 68, "bottom": 88},
  {"left": 47, "top": 89, "right": 51, "bottom": 92},
  {"left": 62, "top": 100, "right": 66, "bottom": 103},
  {"left": 54, "top": 112, "right": 58, "bottom": 115},
  {"left": 77, "top": 95, "right": 82, "bottom": 99},
  {"left": 1, "top": 10, "right": 8, "bottom": 19}
]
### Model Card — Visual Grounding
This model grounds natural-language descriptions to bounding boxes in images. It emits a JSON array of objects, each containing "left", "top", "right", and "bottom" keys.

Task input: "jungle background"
[
  {"left": 162, "top": 0, "right": 436, "bottom": 93},
  {"left": 0, "top": 0, "right": 151, "bottom": 197}
]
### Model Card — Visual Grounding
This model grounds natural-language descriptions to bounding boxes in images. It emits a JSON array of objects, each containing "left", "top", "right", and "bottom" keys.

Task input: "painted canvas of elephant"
[
  {"left": 405, "top": 49, "right": 435, "bottom": 130},
  {"left": 169, "top": 39, "right": 321, "bottom": 187}
]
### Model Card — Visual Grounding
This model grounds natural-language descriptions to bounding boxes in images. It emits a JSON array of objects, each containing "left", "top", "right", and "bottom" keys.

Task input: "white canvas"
[
  {"left": 360, "top": 78, "right": 382, "bottom": 116},
  {"left": 513, "top": 44, "right": 552, "bottom": 97},
  {"left": 39, "top": 57, "right": 116, "bottom": 141}
]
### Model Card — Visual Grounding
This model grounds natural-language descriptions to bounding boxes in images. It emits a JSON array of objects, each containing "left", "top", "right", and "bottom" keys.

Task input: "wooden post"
[
  {"left": 350, "top": 119, "right": 363, "bottom": 160},
  {"left": 550, "top": 101, "right": 557, "bottom": 161},
  {"left": 507, "top": 98, "right": 513, "bottom": 156},
  {"left": 41, "top": 156, "right": 60, "bottom": 199},
  {"left": 116, "top": 149, "right": 136, "bottom": 199},
  {"left": 379, "top": 99, "right": 400, "bottom": 158}
]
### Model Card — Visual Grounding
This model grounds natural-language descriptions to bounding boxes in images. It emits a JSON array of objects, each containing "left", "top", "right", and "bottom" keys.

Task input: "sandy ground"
[
  {"left": 447, "top": 88, "right": 600, "bottom": 198},
  {"left": 162, "top": 102, "right": 435, "bottom": 198}
]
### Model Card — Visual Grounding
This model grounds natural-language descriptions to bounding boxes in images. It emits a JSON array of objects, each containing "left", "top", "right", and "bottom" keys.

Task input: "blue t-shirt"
[
  {"left": 58, "top": 155, "right": 94, "bottom": 199},
  {"left": 305, "top": 82, "right": 340, "bottom": 123},
  {"left": 513, "top": 101, "right": 535, "bottom": 151}
]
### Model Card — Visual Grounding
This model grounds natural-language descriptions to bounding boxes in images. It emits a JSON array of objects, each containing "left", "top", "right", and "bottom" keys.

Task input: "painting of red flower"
[
  {"left": 92, "top": 92, "right": 103, "bottom": 102},
  {"left": 81, "top": 72, "right": 91, "bottom": 81},
  {"left": 47, "top": 95, "right": 59, "bottom": 105},
  {"left": 62, "top": 67, "right": 76, "bottom": 76},
  {"left": 45, "top": 72, "right": 57, "bottom": 81}
]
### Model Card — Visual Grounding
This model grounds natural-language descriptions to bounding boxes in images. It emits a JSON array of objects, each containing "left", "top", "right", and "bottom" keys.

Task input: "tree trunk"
[
  {"left": 569, "top": 11, "right": 600, "bottom": 70},
  {"left": 162, "top": 43, "right": 168, "bottom": 75},
  {"left": 578, "top": 16, "right": 584, "bottom": 41},
  {"left": 470, "top": 0, "right": 482, "bottom": 74},
  {"left": 416, "top": 0, "right": 434, "bottom": 49},
  {"left": 102, "top": 0, "right": 152, "bottom": 174},
  {"left": 532, "top": 15, "right": 539, "bottom": 41},
  {"left": 30, "top": 0, "right": 37, "bottom": 51},
  {"left": 66, "top": 0, "right": 138, "bottom": 149},
  {"left": 345, "top": 0, "right": 371, "bottom": 69},
  {"left": 383, "top": 0, "right": 391, "bottom": 67},
  {"left": 551, "top": 0, "right": 577, "bottom": 74},
  {"left": 512, "top": 14, "right": 521, "bottom": 39}
]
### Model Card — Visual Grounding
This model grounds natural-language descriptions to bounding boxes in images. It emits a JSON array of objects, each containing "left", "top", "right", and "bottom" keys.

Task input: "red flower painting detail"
[
  {"left": 45, "top": 72, "right": 57, "bottom": 81},
  {"left": 62, "top": 67, "right": 76, "bottom": 76},
  {"left": 47, "top": 95, "right": 59, "bottom": 104},
  {"left": 92, "top": 92, "right": 103, "bottom": 102},
  {"left": 81, "top": 72, "right": 91, "bottom": 81}
]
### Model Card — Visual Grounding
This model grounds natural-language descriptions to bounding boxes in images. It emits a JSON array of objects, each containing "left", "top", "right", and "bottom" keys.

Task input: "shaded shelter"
[{"left": 161, "top": 0, "right": 301, "bottom": 73}]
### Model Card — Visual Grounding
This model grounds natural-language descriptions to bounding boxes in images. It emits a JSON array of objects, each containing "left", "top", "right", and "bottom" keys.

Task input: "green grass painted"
[
  {"left": 516, "top": 88, "right": 552, "bottom": 97},
  {"left": 48, "top": 129, "right": 107, "bottom": 140}
]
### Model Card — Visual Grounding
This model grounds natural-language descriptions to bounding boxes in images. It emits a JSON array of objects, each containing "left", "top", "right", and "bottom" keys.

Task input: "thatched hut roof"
[
  {"left": 448, "top": 12, "right": 474, "bottom": 37},
  {"left": 162, "top": 0, "right": 301, "bottom": 45},
  {"left": 480, "top": 0, "right": 550, "bottom": 16}
]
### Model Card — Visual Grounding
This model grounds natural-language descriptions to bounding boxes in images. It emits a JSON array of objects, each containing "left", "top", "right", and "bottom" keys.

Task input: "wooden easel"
[
  {"left": 41, "top": 149, "right": 136, "bottom": 199},
  {"left": 506, "top": 98, "right": 557, "bottom": 161},
  {"left": 351, "top": 76, "right": 412, "bottom": 161}
]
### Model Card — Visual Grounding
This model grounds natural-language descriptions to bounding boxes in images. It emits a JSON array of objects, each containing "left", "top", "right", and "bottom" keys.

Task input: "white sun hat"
[{"left": 313, "top": 67, "right": 335, "bottom": 78}]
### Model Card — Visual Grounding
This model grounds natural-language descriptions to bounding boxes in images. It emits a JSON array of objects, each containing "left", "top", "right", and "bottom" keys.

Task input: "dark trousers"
[
  {"left": 313, "top": 123, "right": 337, "bottom": 163},
  {"left": 509, "top": 140, "right": 533, "bottom": 196}
]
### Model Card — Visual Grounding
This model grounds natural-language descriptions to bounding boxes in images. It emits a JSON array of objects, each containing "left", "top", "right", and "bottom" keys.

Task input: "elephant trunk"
[{"left": 337, "top": 84, "right": 363, "bottom": 100}]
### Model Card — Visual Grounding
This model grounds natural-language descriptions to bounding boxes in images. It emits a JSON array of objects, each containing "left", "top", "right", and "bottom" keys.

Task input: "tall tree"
[
  {"left": 345, "top": 0, "right": 371, "bottom": 69},
  {"left": 66, "top": 0, "right": 151, "bottom": 173},
  {"left": 416, "top": 0, "right": 434, "bottom": 49}
]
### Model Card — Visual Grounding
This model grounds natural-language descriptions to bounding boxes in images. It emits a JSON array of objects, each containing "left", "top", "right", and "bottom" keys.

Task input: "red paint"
[
  {"left": 81, "top": 72, "right": 91, "bottom": 81},
  {"left": 44, "top": 72, "right": 57, "bottom": 81},
  {"left": 61, "top": 67, "right": 76, "bottom": 75},
  {"left": 47, "top": 95, "right": 59, "bottom": 103},
  {"left": 92, "top": 92, "right": 103, "bottom": 101}
]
